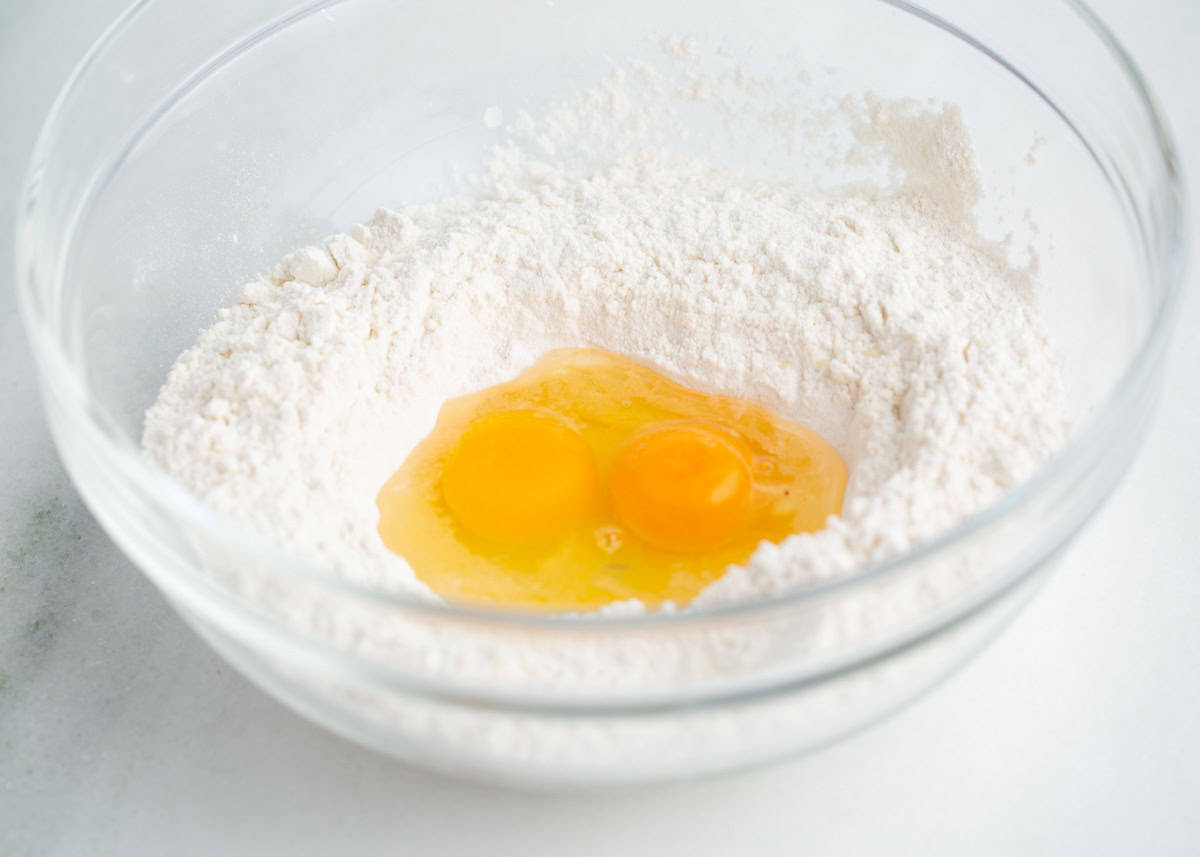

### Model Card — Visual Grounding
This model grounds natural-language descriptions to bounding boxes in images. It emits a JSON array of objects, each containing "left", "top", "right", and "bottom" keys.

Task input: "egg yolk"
[
  {"left": 610, "top": 422, "right": 752, "bottom": 552},
  {"left": 441, "top": 410, "right": 598, "bottom": 545},
  {"left": 376, "top": 347, "right": 847, "bottom": 612}
]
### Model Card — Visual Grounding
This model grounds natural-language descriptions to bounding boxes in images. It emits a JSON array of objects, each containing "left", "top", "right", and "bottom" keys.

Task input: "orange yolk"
[
  {"left": 610, "top": 422, "right": 753, "bottom": 552},
  {"left": 376, "top": 347, "right": 847, "bottom": 612}
]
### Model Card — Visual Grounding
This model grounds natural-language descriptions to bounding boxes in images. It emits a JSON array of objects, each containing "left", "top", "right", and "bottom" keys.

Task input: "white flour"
[
  {"left": 144, "top": 93, "right": 1065, "bottom": 612},
  {"left": 142, "top": 42, "right": 1067, "bottom": 727},
  {"left": 140, "top": 46, "right": 1069, "bottom": 773}
]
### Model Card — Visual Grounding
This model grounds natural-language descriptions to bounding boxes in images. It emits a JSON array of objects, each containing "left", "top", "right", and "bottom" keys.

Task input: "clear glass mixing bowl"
[{"left": 16, "top": 0, "right": 1186, "bottom": 786}]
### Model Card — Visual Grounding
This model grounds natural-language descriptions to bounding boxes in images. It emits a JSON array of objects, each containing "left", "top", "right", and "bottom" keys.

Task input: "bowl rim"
[{"left": 15, "top": 0, "right": 1189, "bottom": 633}]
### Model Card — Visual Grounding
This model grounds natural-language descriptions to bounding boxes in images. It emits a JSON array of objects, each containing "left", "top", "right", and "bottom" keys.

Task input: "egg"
[{"left": 376, "top": 348, "right": 847, "bottom": 611}]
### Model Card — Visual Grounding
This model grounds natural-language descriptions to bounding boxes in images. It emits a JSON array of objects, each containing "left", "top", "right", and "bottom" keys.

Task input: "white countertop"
[{"left": 2, "top": 1, "right": 1198, "bottom": 853}]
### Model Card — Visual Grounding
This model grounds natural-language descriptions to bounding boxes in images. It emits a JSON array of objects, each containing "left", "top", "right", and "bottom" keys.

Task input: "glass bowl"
[{"left": 16, "top": 0, "right": 1186, "bottom": 787}]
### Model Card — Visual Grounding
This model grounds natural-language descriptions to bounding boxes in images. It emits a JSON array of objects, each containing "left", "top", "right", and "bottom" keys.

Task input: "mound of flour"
[{"left": 143, "top": 74, "right": 1066, "bottom": 613}]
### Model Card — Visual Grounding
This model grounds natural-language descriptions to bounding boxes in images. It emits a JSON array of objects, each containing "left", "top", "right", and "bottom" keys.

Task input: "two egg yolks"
[{"left": 376, "top": 348, "right": 847, "bottom": 611}]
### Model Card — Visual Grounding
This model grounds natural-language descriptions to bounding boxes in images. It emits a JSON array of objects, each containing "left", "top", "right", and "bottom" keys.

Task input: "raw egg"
[{"left": 376, "top": 348, "right": 846, "bottom": 611}]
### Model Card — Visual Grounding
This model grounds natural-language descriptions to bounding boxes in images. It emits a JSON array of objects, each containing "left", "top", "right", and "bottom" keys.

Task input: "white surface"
[{"left": 1, "top": 1, "right": 1197, "bottom": 854}]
